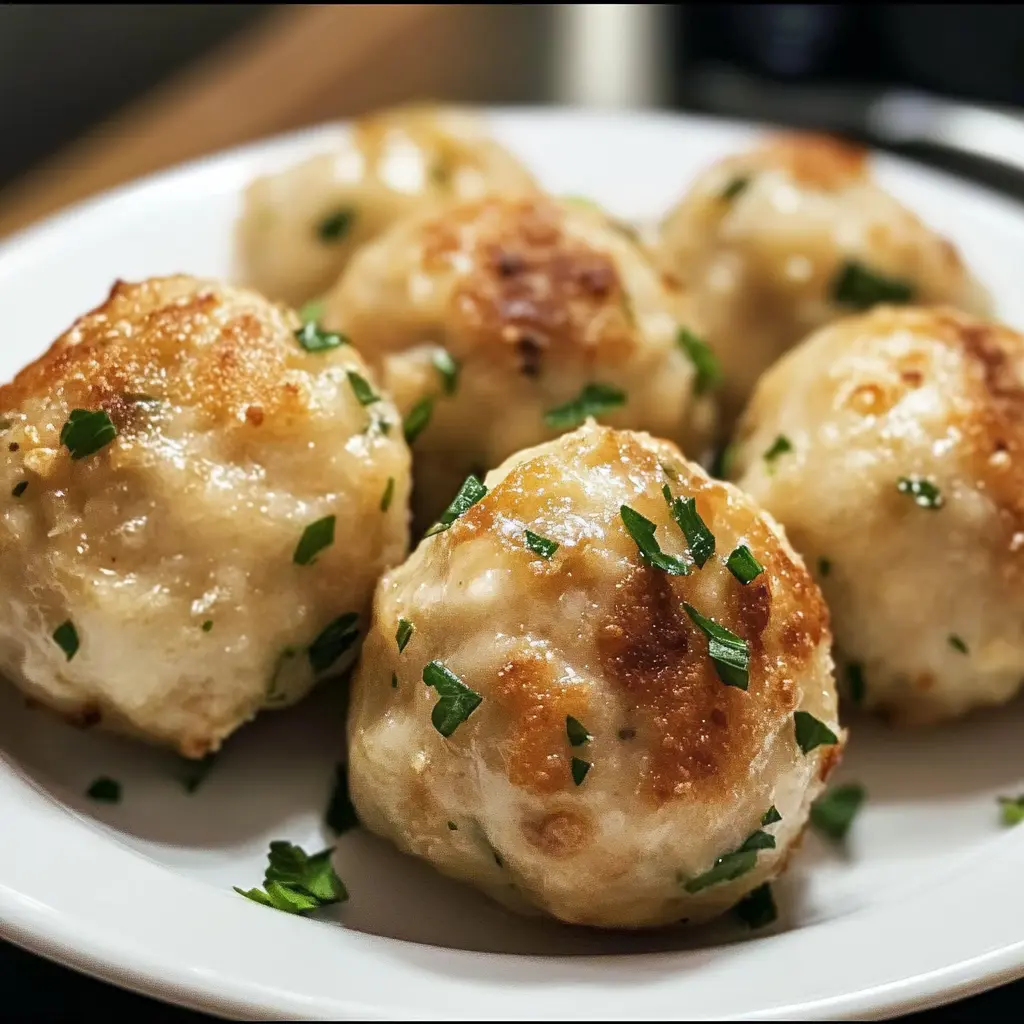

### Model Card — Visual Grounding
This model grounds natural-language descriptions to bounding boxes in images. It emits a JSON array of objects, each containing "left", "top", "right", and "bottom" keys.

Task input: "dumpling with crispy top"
[
  {"left": 0, "top": 275, "right": 410, "bottom": 756},
  {"left": 347, "top": 421, "right": 840, "bottom": 928}
]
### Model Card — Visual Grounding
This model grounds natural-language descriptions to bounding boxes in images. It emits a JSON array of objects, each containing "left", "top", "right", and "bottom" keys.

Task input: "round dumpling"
[
  {"left": 347, "top": 421, "right": 839, "bottom": 928},
  {"left": 323, "top": 193, "right": 718, "bottom": 526},
  {"left": 731, "top": 305, "right": 1024, "bottom": 724},
  {"left": 0, "top": 275, "right": 410, "bottom": 757},
  {"left": 237, "top": 103, "right": 537, "bottom": 307},
  {"left": 657, "top": 133, "right": 989, "bottom": 425}
]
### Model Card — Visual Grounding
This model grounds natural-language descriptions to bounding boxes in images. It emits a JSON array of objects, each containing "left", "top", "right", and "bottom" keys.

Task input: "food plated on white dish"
[{"left": 1, "top": 106, "right": 1024, "bottom": 1021}]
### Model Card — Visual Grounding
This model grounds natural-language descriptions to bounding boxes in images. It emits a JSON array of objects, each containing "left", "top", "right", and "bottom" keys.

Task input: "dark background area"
[{"left": 3, "top": 4, "right": 1024, "bottom": 1019}]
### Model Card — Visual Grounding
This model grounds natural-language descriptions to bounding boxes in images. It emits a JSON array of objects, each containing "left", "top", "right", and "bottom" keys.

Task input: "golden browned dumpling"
[
  {"left": 0, "top": 276, "right": 410, "bottom": 757},
  {"left": 324, "top": 194, "right": 718, "bottom": 526},
  {"left": 732, "top": 305, "right": 1024, "bottom": 724},
  {"left": 237, "top": 103, "right": 537, "bottom": 307},
  {"left": 347, "top": 422, "right": 840, "bottom": 928},
  {"left": 658, "top": 133, "right": 989, "bottom": 426}
]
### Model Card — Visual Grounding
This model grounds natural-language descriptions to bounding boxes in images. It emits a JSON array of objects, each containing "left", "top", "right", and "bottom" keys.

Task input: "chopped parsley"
[
  {"left": 293, "top": 515, "right": 336, "bottom": 566},
  {"left": 87, "top": 777, "right": 121, "bottom": 803},
  {"left": 403, "top": 396, "right": 434, "bottom": 444},
  {"left": 425, "top": 475, "right": 487, "bottom": 537},
  {"left": 298, "top": 298, "right": 325, "bottom": 324},
  {"left": 396, "top": 618, "right": 414, "bottom": 653},
  {"left": 721, "top": 176, "right": 751, "bottom": 202},
  {"left": 664, "top": 486, "right": 715, "bottom": 567},
  {"left": 380, "top": 476, "right": 395, "bottom": 512},
  {"left": 60, "top": 409, "right": 116, "bottom": 460},
  {"left": 764, "top": 434, "right": 793, "bottom": 466},
  {"left": 201, "top": 619, "right": 214, "bottom": 632},
  {"left": 846, "top": 662, "right": 866, "bottom": 704},
  {"left": 832, "top": 259, "right": 915, "bottom": 310},
  {"left": 52, "top": 620, "right": 79, "bottom": 661},
  {"left": 448, "top": 820, "right": 458, "bottom": 830},
  {"left": 711, "top": 442, "right": 737, "bottom": 480},
  {"left": 677, "top": 327, "right": 721, "bottom": 396},
  {"left": 897, "top": 476, "right": 943, "bottom": 510},
  {"left": 794, "top": 711, "right": 839, "bottom": 754},
  {"left": 325, "top": 763, "right": 359, "bottom": 835},
  {"left": 317, "top": 207, "right": 356, "bottom": 242},
  {"left": 524, "top": 529, "right": 559, "bottom": 559},
  {"left": 726, "top": 544, "right": 764, "bottom": 584},
  {"left": 571, "top": 757, "right": 591, "bottom": 786},
  {"left": 734, "top": 883, "right": 777, "bottom": 929},
  {"left": 683, "top": 604, "right": 749, "bottom": 689},
  {"left": 761, "top": 805, "right": 782, "bottom": 826},
  {"left": 308, "top": 612, "right": 359, "bottom": 674},
  {"left": 620, "top": 505, "right": 691, "bottom": 576},
  {"left": 391, "top": 672, "right": 398, "bottom": 689},
  {"left": 11, "top": 480, "right": 27, "bottom": 498},
  {"left": 818, "top": 557, "right": 832, "bottom": 577},
  {"left": 566, "top": 715, "right": 592, "bottom": 747},
  {"left": 810, "top": 783, "right": 865, "bottom": 841},
  {"left": 347, "top": 371, "right": 380, "bottom": 406},
  {"left": 235, "top": 840, "right": 347, "bottom": 914},
  {"left": 182, "top": 753, "right": 216, "bottom": 794},
  {"left": 544, "top": 383, "right": 626, "bottom": 430},
  {"left": 295, "top": 321, "right": 346, "bottom": 352},
  {"left": 998, "top": 795, "right": 1024, "bottom": 827},
  {"left": 422, "top": 661, "right": 483, "bottom": 737},
  {"left": 948, "top": 634, "right": 968, "bottom": 654},
  {"left": 683, "top": 817, "right": 778, "bottom": 893},
  {"left": 432, "top": 349, "right": 460, "bottom": 395}
]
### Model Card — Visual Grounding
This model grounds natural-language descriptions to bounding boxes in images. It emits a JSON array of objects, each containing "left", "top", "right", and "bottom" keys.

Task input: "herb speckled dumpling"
[{"left": 347, "top": 422, "right": 840, "bottom": 928}]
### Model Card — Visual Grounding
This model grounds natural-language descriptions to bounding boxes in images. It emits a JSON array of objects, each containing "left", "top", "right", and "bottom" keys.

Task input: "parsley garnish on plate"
[
  {"left": 761, "top": 806, "right": 782, "bottom": 826},
  {"left": 11, "top": 480, "right": 27, "bottom": 498},
  {"left": 566, "top": 715, "right": 592, "bottom": 747},
  {"left": 794, "top": 711, "right": 839, "bottom": 754},
  {"left": 422, "top": 661, "right": 483, "bottom": 737},
  {"left": 733, "top": 882, "right": 777, "bottom": 929},
  {"left": 763, "top": 434, "right": 792, "bottom": 467},
  {"left": 325, "top": 763, "right": 359, "bottom": 835},
  {"left": 726, "top": 544, "right": 764, "bottom": 584},
  {"left": 948, "top": 634, "right": 968, "bottom": 654},
  {"left": 182, "top": 753, "right": 217, "bottom": 794},
  {"left": 403, "top": 396, "right": 434, "bottom": 444},
  {"left": 396, "top": 618, "right": 414, "bottom": 653},
  {"left": 201, "top": 619, "right": 214, "bottom": 633},
  {"left": 432, "top": 349, "right": 460, "bottom": 395},
  {"left": 317, "top": 207, "right": 356, "bottom": 242},
  {"left": 87, "top": 777, "right": 121, "bottom": 803},
  {"left": 998, "top": 795, "right": 1024, "bottom": 827},
  {"left": 308, "top": 613, "right": 359, "bottom": 674},
  {"left": 620, "top": 505, "right": 691, "bottom": 576},
  {"left": 293, "top": 515, "right": 336, "bottom": 565},
  {"left": 235, "top": 841, "right": 347, "bottom": 914},
  {"left": 425, "top": 475, "right": 487, "bottom": 537},
  {"left": 571, "top": 757, "right": 591, "bottom": 786},
  {"left": 664, "top": 485, "right": 715, "bottom": 567},
  {"left": 846, "top": 662, "right": 866, "bottom": 705},
  {"left": 832, "top": 259, "right": 915, "bottom": 309},
  {"left": 544, "top": 383, "right": 626, "bottom": 430},
  {"left": 347, "top": 371, "right": 380, "bottom": 406},
  {"left": 60, "top": 409, "right": 116, "bottom": 460},
  {"left": 683, "top": 604, "right": 749, "bottom": 689},
  {"left": 524, "top": 529, "right": 559, "bottom": 559},
  {"left": 677, "top": 328, "right": 721, "bottom": 395},
  {"left": 380, "top": 476, "right": 396, "bottom": 512},
  {"left": 298, "top": 298, "right": 325, "bottom": 325},
  {"left": 683, "top": 812, "right": 779, "bottom": 893},
  {"left": 897, "top": 476, "right": 943, "bottom": 509},
  {"left": 52, "top": 620, "right": 79, "bottom": 661},
  {"left": 721, "top": 176, "right": 750, "bottom": 202},
  {"left": 818, "top": 557, "right": 832, "bottom": 577},
  {"left": 810, "top": 784, "right": 865, "bottom": 841},
  {"left": 294, "top": 321, "right": 346, "bottom": 352}
]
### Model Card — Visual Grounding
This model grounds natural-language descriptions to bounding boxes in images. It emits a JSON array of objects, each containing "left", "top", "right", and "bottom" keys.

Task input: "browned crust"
[{"left": 756, "top": 133, "right": 868, "bottom": 189}]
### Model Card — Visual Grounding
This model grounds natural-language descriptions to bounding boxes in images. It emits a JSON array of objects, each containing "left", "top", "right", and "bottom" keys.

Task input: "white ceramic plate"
[{"left": 2, "top": 108, "right": 1024, "bottom": 1022}]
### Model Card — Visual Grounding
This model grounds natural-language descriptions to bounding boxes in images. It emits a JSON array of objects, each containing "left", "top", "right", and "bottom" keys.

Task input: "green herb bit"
[
  {"left": 298, "top": 298, "right": 325, "bottom": 324},
  {"left": 721, "top": 176, "right": 751, "bottom": 202},
  {"left": 711, "top": 442, "right": 737, "bottom": 480},
  {"left": 524, "top": 529, "right": 559, "bottom": 560},
  {"left": 845, "top": 662, "right": 866, "bottom": 705},
  {"left": 761, "top": 805, "right": 782, "bottom": 826},
  {"left": 544, "top": 383, "right": 626, "bottom": 430},
  {"left": 810, "top": 783, "right": 865, "bottom": 841},
  {"left": 425, "top": 475, "right": 487, "bottom": 537},
  {"left": 998, "top": 795, "right": 1024, "bottom": 827},
  {"left": 201, "top": 619, "right": 214, "bottom": 632},
  {"left": 897, "top": 476, "right": 943, "bottom": 510},
  {"left": 317, "top": 207, "right": 356, "bottom": 242},
  {"left": 380, "top": 476, "right": 396, "bottom": 512},
  {"left": 447, "top": 820, "right": 458, "bottom": 830},
  {"left": 295, "top": 321, "right": 346, "bottom": 352},
  {"left": 403, "top": 396, "right": 434, "bottom": 444},
  {"left": 794, "top": 710, "right": 839, "bottom": 754},
  {"left": 266, "top": 646, "right": 299, "bottom": 706},
  {"left": 432, "top": 349, "right": 460, "bottom": 395},
  {"left": 87, "top": 777, "right": 121, "bottom": 803},
  {"left": 294, "top": 514, "right": 336, "bottom": 566},
  {"left": 60, "top": 409, "right": 116, "bottom": 460},
  {"left": 308, "top": 612, "right": 359, "bottom": 674},
  {"left": 664, "top": 486, "right": 715, "bottom": 567},
  {"left": 684, "top": 826, "right": 776, "bottom": 893},
  {"left": 52, "top": 620, "right": 79, "bottom": 661},
  {"left": 683, "top": 604, "right": 749, "bottom": 689},
  {"left": 620, "top": 505, "right": 691, "bottom": 576},
  {"left": 764, "top": 434, "right": 792, "bottom": 467},
  {"left": 948, "top": 634, "right": 968, "bottom": 654},
  {"left": 733, "top": 883, "right": 777, "bottom": 929},
  {"left": 183, "top": 753, "right": 217, "bottom": 794},
  {"left": 11, "top": 480, "right": 27, "bottom": 498},
  {"left": 832, "top": 259, "right": 915, "bottom": 309},
  {"left": 235, "top": 840, "right": 347, "bottom": 915},
  {"left": 326, "top": 763, "right": 359, "bottom": 835},
  {"left": 347, "top": 371, "right": 380, "bottom": 406},
  {"left": 396, "top": 618, "right": 414, "bottom": 654},
  {"left": 677, "top": 328, "right": 721, "bottom": 395},
  {"left": 571, "top": 757, "right": 591, "bottom": 786},
  {"left": 566, "top": 715, "right": 592, "bottom": 747},
  {"left": 422, "top": 661, "right": 483, "bottom": 737},
  {"left": 727, "top": 544, "right": 764, "bottom": 584},
  {"left": 818, "top": 557, "right": 832, "bottom": 577}
]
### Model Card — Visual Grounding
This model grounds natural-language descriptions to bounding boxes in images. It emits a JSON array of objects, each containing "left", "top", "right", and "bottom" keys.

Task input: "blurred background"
[{"left": 5, "top": 3, "right": 1024, "bottom": 238}]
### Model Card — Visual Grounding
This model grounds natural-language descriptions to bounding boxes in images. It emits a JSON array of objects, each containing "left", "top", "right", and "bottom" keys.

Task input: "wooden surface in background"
[{"left": 0, "top": 4, "right": 548, "bottom": 238}]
